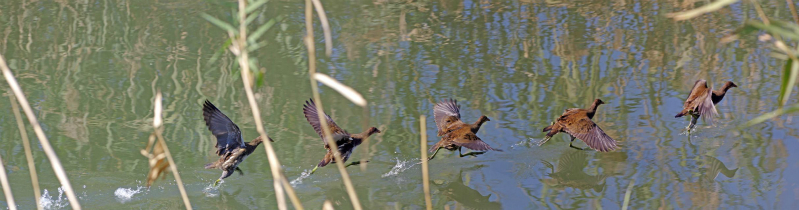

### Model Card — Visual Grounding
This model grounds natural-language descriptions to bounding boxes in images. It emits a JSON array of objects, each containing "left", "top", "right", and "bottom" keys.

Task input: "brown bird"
[
  {"left": 428, "top": 99, "right": 501, "bottom": 160},
  {"left": 540, "top": 99, "right": 618, "bottom": 152},
  {"left": 675, "top": 80, "right": 736, "bottom": 131},
  {"left": 303, "top": 99, "right": 380, "bottom": 174},
  {"left": 202, "top": 100, "right": 273, "bottom": 186}
]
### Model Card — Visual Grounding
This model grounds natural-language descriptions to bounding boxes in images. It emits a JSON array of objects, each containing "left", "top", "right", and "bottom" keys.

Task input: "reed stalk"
[
  {"left": 151, "top": 91, "right": 192, "bottom": 210},
  {"left": 621, "top": 179, "right": 635, "bottom": 210},
  {"left": 0, "top": 153, "right": 17, "bottom": 210},
  {"left": 305, "top": 0, "right": 363, "bottom": 209},
  {"left": 233, "top": 1, "right": 303, "bottom": 209},
  {"left": 420, "top": 116, "right": 432, "bottom": 210},
  {"left": 0, "top": 53, "right": 82, "bottom": 209},
  {"left": 8, "top": 93, "right": 42, "bottom": 210}
]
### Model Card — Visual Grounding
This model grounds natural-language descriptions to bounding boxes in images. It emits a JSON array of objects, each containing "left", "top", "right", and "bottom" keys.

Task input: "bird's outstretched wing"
[
  {"left": 203, "top": 100, "right": 244, "bottom": 156},
  {"left": 434, "top": 98, "right": 462, "bottom": 136},
  {"left": 563, "top": 118, "right": 618, "bottom": 152},
  {"left": 303, "top": 99, "right": 349, "bottom": 146}
]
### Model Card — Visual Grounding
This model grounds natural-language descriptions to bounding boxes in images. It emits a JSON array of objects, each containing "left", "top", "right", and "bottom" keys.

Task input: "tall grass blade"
[
  {"left": 314, "top": 73, "right": 367, "bottom": 107},
  {"left": 8, "top": 94, "right": 42, "bottom": 210},
  {"left": 201, "top": 14, "right": 237, "bottom": 33},
  {"left": 420, "top": 116, "right": 432, "bottom": 210},
  {"left": 310, "top": 0, "right": 333, "bottom": 56},
  {"left": 0, "top": 153, "right": 17, "bottom": 210},
  {"left": 234, "top": 0, "right": 303, "bottom": 209},
  {"left": 742, "top": 103, "right": 799, "bottom": 127},
  {"left": 245, "top": 0, "right": 269, "bottom": 14},
  {"left": 666, "top": 0, "right": 739, "bottom": 21},
  {"left": 621, "top": 179, "right": 635, "bottom": 210},
  {"left": 779, "top": 59, "right": 799, "bottom": 106},
  {"left": 306, "top": 0, "right": 363, "bottom": 209},
  {"left": 0, "top": 53, "right": 82, "bottom": 209}
]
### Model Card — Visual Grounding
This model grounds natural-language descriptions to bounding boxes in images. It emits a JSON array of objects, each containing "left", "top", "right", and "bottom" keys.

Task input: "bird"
[
  {"left": 540, "top": 99, "right": 618, "bottom": 152},
  {"left": 202, "top": 100, "right": 272, "bottom": 187},
  {"left": 302, "top": 99, "right": 381, "bottom": 174},
  {"left": 428, "top": 98, "right": 501, "bottom": 160},
  {"left": 675, "top": 80, "right": 737, "bottom": 131}
]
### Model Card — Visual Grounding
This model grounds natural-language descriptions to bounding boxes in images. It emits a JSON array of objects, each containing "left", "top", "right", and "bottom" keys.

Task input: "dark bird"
[
  {"left": 428, "top": 99, "right": 501, "bottom": 160},
  {"left": 540, "top": 99, "right": 618, "bottom": 152},
  {"left": 303, "top": 99, "right": 380, "bottom": 174},
  {"left": 202, "top": 100, "right": 272, "bottom": 186},
  {"left": 675, "top": 80, "right": 736, "bottom": 131}
]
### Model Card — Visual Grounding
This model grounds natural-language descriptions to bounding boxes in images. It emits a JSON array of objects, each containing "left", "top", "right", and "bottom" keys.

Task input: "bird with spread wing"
[
  {"left": 428, "top": 99, "right": 501, "bottom": 160},
  {"left": 303, "top": 99, "right": 380, "bottom": 174},
  {"left": 202, "top": 100, "right": 272, "bottom": 186}
]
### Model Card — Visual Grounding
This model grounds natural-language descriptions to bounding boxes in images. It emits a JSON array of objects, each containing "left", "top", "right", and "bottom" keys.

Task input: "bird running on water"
[
  {"left": 428, "top": 98, "right": 501, "bottom": 160},
  {"left": 202, "top": 100, "right": 272, "bottom": 187},
  {"left": 675, "top": 80, "right": 737, "bottom": 132},
  {"left": 540, "top": 99, "right": 618, "bottom": 152},
  {"left": 302, "top": 99, "right": 381, "bottom": 174}
]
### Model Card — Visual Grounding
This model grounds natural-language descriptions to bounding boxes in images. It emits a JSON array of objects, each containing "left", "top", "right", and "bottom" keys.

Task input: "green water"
[{"left": 0, "top": 0, "right": 797, "bottom": 209}]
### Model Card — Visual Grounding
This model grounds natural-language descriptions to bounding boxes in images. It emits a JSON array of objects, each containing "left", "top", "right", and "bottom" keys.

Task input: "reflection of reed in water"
[
  {"left": 540, "top": 150, "right": 617, "bottom": 192},
  {"left": 683, "top": 156, "right": 738, "bottom": 209},
  {"left": 433, "top": 166, "right": 502, "bottom": 210}
]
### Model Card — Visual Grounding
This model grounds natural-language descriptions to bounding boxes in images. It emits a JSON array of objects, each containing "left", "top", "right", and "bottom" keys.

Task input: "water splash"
[
  {"left": 40, "top": 187, "right": 69, "bottom": 210},
  {"left": 290, "top": 169, "right": 312, "bottom": 187},
  {"left": 511, "top": 138, "right": 538, "bottom": 148},
  {"left": 114, "top": 186, "right": 144, "bottom": 203},
  {"left": 202, "top": 182, "right": 221, "bottom": 197},
  {"left": 381, "top": 158, "right": 421, "bottom": 178}
]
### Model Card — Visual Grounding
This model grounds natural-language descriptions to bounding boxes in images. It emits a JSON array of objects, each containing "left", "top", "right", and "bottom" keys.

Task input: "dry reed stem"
[
  {"left": 234, "top": 1, "right": 303, "bottom": 209},
  {"left": 151, "top": 91, "right": 193, "bottom": 210},
  {"left": 310, "top": 0, "right": 332, "bottom": 56},
  {"left": 420, "top": 116, "right": 432, "bottom": 210},
  {"left": 0, "top": 153, "right": 17, "bottom": 210},
  {"left": 8, "top": 93, "right": 42, "bottom": 210},
  {"left": 306, "top": 0, "right": 363, "bottom": 209},
  {"left": 314, "top": 73, "right": 366, "bottom": 106},
  {"left": 0, "top": 53, "right": 82, "bottom": 209}
]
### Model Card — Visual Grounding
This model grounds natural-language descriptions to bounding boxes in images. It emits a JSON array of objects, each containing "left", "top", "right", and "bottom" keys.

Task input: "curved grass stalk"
[
  {"left": 305, "top": 0, "right": 363, "bottom": 209},
  {"left": 8, "top": 94, "right": 42, "bottom": 210},
  {"left": 233, "top": 1, "right": 303, "bottom": 209},
  {"left": 0, "top": 153, "right": 16, "bottom": 210},
  {"left": 0, "top": 53, "right": 82, "bottom": 210},
  {"left": 151, "top": 91, "right": 192, "bottom": 210}
]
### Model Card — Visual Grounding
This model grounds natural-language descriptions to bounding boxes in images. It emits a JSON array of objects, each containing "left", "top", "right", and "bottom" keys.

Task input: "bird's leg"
[
  {"left": 459, "top": 147, "right": 486, "bottom": 157},
  {"left": 213, "top": 171, "right": 229, "bottom": 187},
  {"left": 568, "top": 136, "right": 586, "bottom": 150},
  {"left": 235, "top": 167, "right": 244, "bottom": 176},
  {"left": 310, "top": 165, "right": 319, "bottom": 175},
  {"left": 428, "top": 147, "right": 443, "bottom": 161}
]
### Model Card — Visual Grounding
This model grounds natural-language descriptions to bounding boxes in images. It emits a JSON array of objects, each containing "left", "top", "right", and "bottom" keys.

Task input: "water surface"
[{"left": 1, "top": 0, "right": 798, "bottom": 209}]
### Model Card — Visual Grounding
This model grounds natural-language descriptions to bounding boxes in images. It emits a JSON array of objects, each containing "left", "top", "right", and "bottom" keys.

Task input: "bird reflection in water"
[
  {"left": 683, "top": 155, "right": 738, "bottom": 209},
  {"left": 540, "top": 150, "right": 620, "bottom": 192},
  {"left": 433, "top": 165, "right": 502, "bottom": 210}
]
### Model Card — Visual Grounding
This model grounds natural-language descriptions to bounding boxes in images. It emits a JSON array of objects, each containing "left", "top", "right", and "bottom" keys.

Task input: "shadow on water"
[
  {"left": 539, "top": 150, "right": 623, "bottom": 193},
  {"left": 681, "top": 155, "right": 738, "bottom": 209},
  {"left": 432, "top": 165, "right": 502, "bottom": 210}
]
